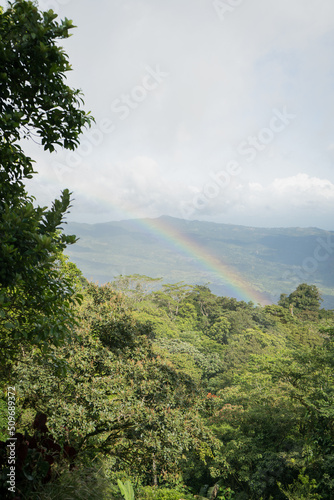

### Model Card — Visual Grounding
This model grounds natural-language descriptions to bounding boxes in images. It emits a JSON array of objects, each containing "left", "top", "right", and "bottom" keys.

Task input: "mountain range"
[{"left": 65, "top": 216, "right": 334, "bottom": 309}]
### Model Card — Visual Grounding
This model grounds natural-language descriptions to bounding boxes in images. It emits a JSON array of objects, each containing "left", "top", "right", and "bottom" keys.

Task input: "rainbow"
[
  {"left": 78, "top": 190, "right": 270, "bottom": 304},
  {"left": 127, "top": 215, "right": 271, "bottom": 305},
  {"left": 35, "top": 167, "right": 270, "bottom": 305}
]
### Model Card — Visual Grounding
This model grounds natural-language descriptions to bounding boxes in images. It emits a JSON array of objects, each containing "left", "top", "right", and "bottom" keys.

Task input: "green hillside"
[{"left": 65, "top": 216, "right": 334, "bottom": 308}]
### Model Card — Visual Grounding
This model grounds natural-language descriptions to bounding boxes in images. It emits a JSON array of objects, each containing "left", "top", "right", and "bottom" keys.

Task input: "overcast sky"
[{"left": 15, "top": 0, "right": 334, "bottom": 228}]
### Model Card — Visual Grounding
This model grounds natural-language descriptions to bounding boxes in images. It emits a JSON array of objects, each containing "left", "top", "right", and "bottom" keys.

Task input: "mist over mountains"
[{"left": 65, "top": 216, "right": 334, "bottom": 309}]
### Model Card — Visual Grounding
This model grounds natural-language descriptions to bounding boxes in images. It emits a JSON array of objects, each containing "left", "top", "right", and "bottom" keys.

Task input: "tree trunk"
[{"left": 152, "top": 453, "right": 158, "bottom": 487}]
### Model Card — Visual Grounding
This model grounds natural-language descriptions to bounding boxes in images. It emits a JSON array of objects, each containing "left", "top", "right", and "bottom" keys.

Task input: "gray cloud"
[{"left": 5, "top": 0, "right": 334, "bottom": 229}]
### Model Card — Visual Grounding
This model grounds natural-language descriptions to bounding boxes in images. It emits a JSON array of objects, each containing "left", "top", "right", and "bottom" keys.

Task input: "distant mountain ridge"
[{"left": 65, "top": 216, "right": 334, "bottom": 309}]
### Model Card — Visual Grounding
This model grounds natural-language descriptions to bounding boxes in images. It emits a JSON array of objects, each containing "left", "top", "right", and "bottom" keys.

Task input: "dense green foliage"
[
  {"left": 0, "top": 0, "right": 92, "bottom": 376},
  {"left": 2, "top": 274, "right": 333, "bottom": 499}
]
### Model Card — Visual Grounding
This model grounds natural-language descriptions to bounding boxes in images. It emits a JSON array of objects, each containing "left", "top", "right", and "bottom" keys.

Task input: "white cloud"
[
  {"left": 10, "top": 0, "right": 334, "bottom": 229},
  {"left": 188, "top": 174, "right": 334, "bottom": 228},
  {"left": 270, "top": 174, "right": 334, "bottom": 200}
]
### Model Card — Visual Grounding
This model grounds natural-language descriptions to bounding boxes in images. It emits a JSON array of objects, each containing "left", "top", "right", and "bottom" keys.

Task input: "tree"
[
  {"left": 0, "top": 0, "right": 93, "bottom": 373},
  {"left": 288, "top": 284, "right": 322, "bottom": 312},
  {"left": 279, "top": 284, "right": 322, "bottom": 320},
  {"left": 207, "top": 316, "right": 231, "bottom": 344},
  {"left": 152, "top": 283, "right": 193, "bottom": 319},
  {"left": 206, "top": 372, "right": 302, "bottom": 499},
  {"left": 11, "top": 282, "right": 215, "bottom": 488},
  {"left": 267, "top": 325, "right": 334, "bottom": 498},
  {"left": 0, "top": 0, "right": 91, "bottom": 194},
  {"left": 110, "top": 275, "right": 162, "bottom": 303}
]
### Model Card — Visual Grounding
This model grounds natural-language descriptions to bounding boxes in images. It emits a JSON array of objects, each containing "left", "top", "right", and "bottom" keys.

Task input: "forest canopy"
[{"left": 1, "top": 274, "right": 334, "bottom": 499}]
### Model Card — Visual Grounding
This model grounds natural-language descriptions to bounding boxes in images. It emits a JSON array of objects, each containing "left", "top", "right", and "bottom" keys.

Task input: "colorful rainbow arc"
[
  {"left": 60, "top": 176, "right": 270, "bottom": 305},
  {"left": 113, "top": 214, "right": 270, "bottom": 305}
]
